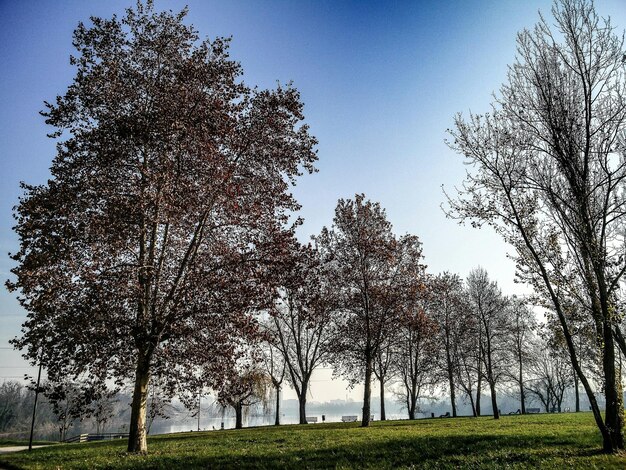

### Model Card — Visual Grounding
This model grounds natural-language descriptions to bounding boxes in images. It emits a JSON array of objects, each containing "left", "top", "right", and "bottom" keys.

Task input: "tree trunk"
[
  {"left": 275, "top": 385, "right": 281, "bottom": 426},
  {"left": 519, "top": 354, "right": 526, "bottom": 415},
  {"left": 445, "top": 340, "right": 457, "bottom": 418},
  {"left": 601, "top": 319, "right": 624, "bottom": 452},
  {"left": 380, "top": 379, "right": 386, "bottom": 421},
  {"left": 362, "top": 356, "right": 372, "bottom": 427},
  {"left": 298, "top": 380, "right": 308, "bottom": 424},
  {"left": 128, "top": 352, "right": 151, "bottom": 453},
  {"left": 489, "top": 381, "right": 499, "bottom": 420},
  {"left": 468, "top": 391, "right": 477, "bottom": 417},
  {"left": 408, "top": 399, "right": 416, "bottom": 420},
  {"left": 475, "top": 377, "right": 482, "bottom": 417},
  {"left": 448, "top": 374, "right": 457, "bottom": 418},
  {"left": 299, "top": 395, "right": 307, "bottom": 424},
  {"left": 234, "top": 402, "right": 243, "bottom": 429},
  {"left": 574, "top": 369, "right": 580, "bottom": 412}
]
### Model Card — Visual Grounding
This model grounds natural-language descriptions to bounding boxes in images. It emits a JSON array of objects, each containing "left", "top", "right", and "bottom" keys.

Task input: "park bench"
[
  {"left": 439, "top": 411, "right": 450, "bottom": 418},
  {"left": 341, "top": 415, "right": 358, "bottom": 422},
  {"left": 306, "top": 416, "right": 318, "bottom": 423},
  {"left": 526, "top": 408, "right": 540, "bottom": 413},
  {"left": 508, "top": 409, "right": 521, "bottom": 415}
]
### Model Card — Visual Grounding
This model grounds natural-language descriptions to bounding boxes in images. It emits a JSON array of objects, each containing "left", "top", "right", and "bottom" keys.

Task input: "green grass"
[{"left": 0, "top": 413, "right": 624, "bottom": 469}]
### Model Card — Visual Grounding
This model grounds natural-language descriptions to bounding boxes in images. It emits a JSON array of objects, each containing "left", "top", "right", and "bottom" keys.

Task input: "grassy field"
[{"left": 0, "top": 413, "right": 625, "bottom": 469}]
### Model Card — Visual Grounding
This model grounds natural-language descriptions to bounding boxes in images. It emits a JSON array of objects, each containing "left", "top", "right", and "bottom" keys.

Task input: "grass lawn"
[{"left": 0, "top": 413, "right": 625, "bottom": 469}]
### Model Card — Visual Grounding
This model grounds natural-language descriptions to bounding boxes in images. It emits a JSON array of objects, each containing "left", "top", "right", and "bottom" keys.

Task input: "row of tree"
[
  {"left": 446, "top": 0, "right": 626, "bottom": 453},
  {"left": 7, "top": 0, "right": 626, "bottom": 455},
  {"left": 214, "top": 196, "right": 598, "bottom": 431}
]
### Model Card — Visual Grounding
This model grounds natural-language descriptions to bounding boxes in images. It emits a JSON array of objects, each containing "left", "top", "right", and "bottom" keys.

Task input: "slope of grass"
[{"left": 0, "top": 413, "right": 624, "bottom": 469}]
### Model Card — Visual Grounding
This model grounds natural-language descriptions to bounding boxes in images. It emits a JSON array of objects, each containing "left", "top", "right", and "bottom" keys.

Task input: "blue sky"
[{"left": 1, "top": 0, "right": 625, "bottom": 400}]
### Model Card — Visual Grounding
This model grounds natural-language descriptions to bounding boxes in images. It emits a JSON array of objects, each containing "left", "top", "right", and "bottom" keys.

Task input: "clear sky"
[{"left": 1, "top": 0, "right": 625, "bottom": 402}]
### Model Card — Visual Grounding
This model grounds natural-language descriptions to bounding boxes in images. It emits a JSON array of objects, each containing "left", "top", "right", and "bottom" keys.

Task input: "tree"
[
  {"left": 260, "top": 333, "right": 286, "bottom": 426},
  {"left": 0, "top": 381, "right": 23, "bottom": 433},
  {"left": 7, "top": 2, "right": 317, "bottom": 453},
  {"left": 466, "top": 268, "right": 510, "bottom": 419},
  {"left": 393, "top": 307, "right": 438, "bottom": 419},
  {"left": 446, "top": 0, "right": 625, "bottom": 452},
  {"left": 320, "top": 195, "right": 426, "bottom": 427},
  {"left": 373, "top": 338, "right": 395, "bottom": 421},
  {"left": 90, "top": 387, "right": 118, "bottom": 434},
  {"left": 268, "top": 240, "right": 336, "bottom": 424},
  {"left": 216, "top": 357, "right": 271, "bottom": 430},
  {"left": 44, "top": 380, "right": 91, "bottom": 441},
  {"left": 505, "top": 297, "right": 537, "bottom": 414},
  {"left": 527, "top": 335, "right": 574, "bottom": 413},
  {"left": 430, "top": 272, "right": 465, "bottom": 417},
  {"left": 454, "top": 306, "right": 481, "bottom": 417}
]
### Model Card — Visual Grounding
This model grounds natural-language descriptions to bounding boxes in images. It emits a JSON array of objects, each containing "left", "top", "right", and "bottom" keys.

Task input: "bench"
[
  {"left": 526, "top": 408, "right": 540, "bottom": 413},
  {"left": 439, "top": 411, "right": 450, "bottom": 418},
  {"left": 306, "top": 416, "right": 318, "bottom": 423},
  {"left": 341, "top": 415, "right": 358, "bottom": 422},
  {"left": 508, "top": 409, "right": 521, "bottom": 415}
]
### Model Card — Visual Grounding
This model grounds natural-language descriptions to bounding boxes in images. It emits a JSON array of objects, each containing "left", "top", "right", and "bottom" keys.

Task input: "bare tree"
[
  {"left": 91, "top": 387, "right": 118, "bottom": 434},
  {"left": 44, "top": 380, "right": 91, "bottom": 442},
  {"left": 430, "top": 273, "right": 465, "bottom": 417},
  {"left": 269, "top": 241, "right": 336, "bottom": 424},
  {"left": 373, "top": 338, "right": 396, "bottom": 421},
  {"left": 527, "top": 337, "right": 574, "bottom": 413},
  {"left": 447, "top": 0, "right": 625, "bottom": 452},
  {"left": 467, "top": 268, "right": 510, "bottom": 419},
  {"left": 217, "top": 361, "right": 271, "bottom": 430},
  {"left": 393, "top": 307, "right": 438, "bottom": 419},
  {"left": 506, "top": 297, "right": 537, "bottom": 414},
  {"left": 260, "top": 337, "right": 286, "bottom": 426},
  {"left": 455, "top": 316, "right": 481, "bottom": 417}
]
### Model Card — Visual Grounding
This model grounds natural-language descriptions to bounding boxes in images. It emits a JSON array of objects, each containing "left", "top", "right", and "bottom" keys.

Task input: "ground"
[{"left": 0, "top": 413, "right": 624, "bottom": 469}]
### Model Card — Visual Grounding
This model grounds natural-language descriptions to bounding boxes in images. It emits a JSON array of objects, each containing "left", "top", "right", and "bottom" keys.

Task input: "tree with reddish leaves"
[
  {"left": 7, "top": 1, "right": 316, "bottom": 453},
  {"left": 320, "top": 195, "right": 426, "bottom": 427}
]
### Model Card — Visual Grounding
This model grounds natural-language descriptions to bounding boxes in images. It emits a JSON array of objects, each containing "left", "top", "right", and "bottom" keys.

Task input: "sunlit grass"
[{"left": 1, "top": 413, "right": 624, "bottom": 469}]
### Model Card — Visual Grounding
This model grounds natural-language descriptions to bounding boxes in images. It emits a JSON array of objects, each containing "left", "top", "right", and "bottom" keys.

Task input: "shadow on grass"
[
  {"left": 137, "top": 429, "right": 604, "bottom": 469},
  {"left": 0, "top": 418, "right": 614, "bottom": 469}
]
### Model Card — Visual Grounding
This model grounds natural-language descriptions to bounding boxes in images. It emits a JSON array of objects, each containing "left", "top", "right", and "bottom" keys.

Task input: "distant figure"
[{"left": 322, "top": 415, "right": 326, "bottom": 423}]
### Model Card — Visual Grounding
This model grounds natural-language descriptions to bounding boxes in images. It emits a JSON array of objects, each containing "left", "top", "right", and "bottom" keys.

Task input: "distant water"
[{"left": 154, "top": 412, "right": 424, "bottom": 434}]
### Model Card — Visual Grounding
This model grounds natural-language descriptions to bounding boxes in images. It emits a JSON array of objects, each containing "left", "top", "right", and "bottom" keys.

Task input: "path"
[{"left": 0, "top": 445, "right": 51, "bottom": 454}]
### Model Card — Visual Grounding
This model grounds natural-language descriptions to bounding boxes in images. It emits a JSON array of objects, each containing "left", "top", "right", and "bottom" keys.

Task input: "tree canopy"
[{"left": 8, "top": 1, "right": 316, "bottom": 453}]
